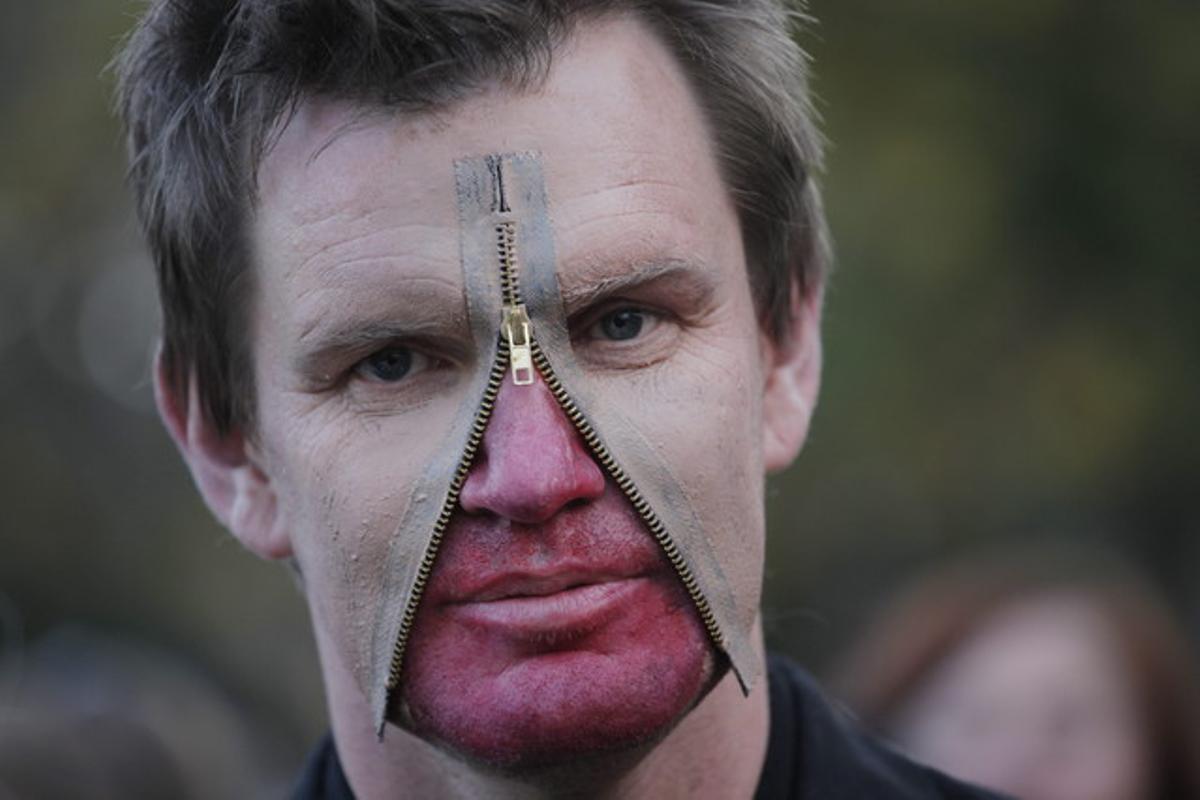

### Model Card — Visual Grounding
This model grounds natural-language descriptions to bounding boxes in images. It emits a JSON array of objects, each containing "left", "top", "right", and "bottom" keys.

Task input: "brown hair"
[
  {"left": 114, "top": 0, "right": 829, "bottom": 434},
  {"left": 832, "top": 546, "right": 1200, "bottom": 800}
]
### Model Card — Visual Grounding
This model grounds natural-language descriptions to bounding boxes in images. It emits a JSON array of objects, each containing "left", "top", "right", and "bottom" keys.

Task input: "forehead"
[
  {"left": 934, "top": 593, "right": 1134, "bottom": 705},
  {"left": 252, "top": 13, "right": 740, "bottom": 298}
]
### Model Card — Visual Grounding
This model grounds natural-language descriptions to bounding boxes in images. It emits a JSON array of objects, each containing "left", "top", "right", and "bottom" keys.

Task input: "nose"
[{"left": 459, "top": 371, "right": 607, "bottom": 524}]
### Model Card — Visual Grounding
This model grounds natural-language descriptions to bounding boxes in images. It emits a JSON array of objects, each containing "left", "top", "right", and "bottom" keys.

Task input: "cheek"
[
  {"left": 644, "top": 336, "right": 765, "bottom": 494},
  {"left": 279, "top": 427, "right": 405, "bottom": 680},
  {"left": 258, "top": 389, "right": 464, "bottom": 686},
  {"left": 605, "top": 320, "right": 769, "bottom": 621}
]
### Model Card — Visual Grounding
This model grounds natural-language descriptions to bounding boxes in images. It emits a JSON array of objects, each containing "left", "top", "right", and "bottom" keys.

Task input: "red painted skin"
[{"left": 400, "top": 372, "right": 713, "bottom": 767}]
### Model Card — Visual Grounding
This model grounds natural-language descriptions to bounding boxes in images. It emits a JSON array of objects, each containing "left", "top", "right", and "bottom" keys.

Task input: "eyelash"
[
  {"left": 587, "top": 306, "right": 654, "bottom": 342},
  {"left": 350, "top": 344, "right": 446, "bottom": 386},
  {"left": 577, "top": 303, "right": 665, "bottom": 338},
  {"left": 570, "top": 303, "right": 681, "bottom": 372}
]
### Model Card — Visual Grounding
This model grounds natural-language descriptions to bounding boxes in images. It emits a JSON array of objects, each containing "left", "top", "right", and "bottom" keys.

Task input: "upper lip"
[{"left": 448, "top": 567, "right": 645, "bottom": 604}]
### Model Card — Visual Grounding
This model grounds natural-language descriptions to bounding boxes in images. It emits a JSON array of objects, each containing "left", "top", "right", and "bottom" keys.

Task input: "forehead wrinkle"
[
  {"left": 287, "top": 221, "right": 453, "bottom": 282},
  {"left": 301, "top": 252, "right": 460, "bottom": 300},
  {"left": 552, "top": 183, "right": 714, "bottom": 248},
  {"left": 288, "top": 267, "right": 461, "bottom": 335},
  {"left": 563, "top": 210, "right": 693, "bottom": 244},
  {"left": 261, "top": 98, "right": 454, "bottom": 220},
  {"left": 563, "top": 169, "right": 698, "bottom": 197},
  {"left": 554, "top": 173, "right": 706, "bottom": 212}
]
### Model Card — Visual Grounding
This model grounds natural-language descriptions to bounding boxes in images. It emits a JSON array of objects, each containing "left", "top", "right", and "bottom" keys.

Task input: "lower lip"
[{"left": 450, "top": 577, "right": 646, "bottom": 640}]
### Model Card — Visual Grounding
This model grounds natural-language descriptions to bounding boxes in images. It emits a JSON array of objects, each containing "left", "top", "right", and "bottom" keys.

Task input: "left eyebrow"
[{"left": 558, "top": 258, "right": 718, "bottom": 316}]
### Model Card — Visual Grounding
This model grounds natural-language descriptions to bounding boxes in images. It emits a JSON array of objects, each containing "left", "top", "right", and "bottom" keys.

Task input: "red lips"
[
  {"left": 451, "top": 576, "right": 649, "bottom": 643},
  {"left": 399, "top": 482, "right": 713, "bottom": 765},
  {"left": 446, "top": 566, "right": 644, "bottom": 604},
  {"left": 428, "top": 483, "right": 668, "bottom": 586}
]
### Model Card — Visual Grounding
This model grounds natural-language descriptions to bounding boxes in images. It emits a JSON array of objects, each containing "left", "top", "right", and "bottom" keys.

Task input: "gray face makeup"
[{"left": 364, "top": 152, "right": 761, "bottom": 736}]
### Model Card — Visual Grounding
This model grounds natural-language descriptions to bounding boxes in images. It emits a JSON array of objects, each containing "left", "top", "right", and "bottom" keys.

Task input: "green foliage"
[{"left": 766, "top": 0, "right": 1200, "bottom": 669}]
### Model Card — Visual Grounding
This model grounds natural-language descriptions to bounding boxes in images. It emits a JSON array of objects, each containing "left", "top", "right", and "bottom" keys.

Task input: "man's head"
[
  {"left": 117, "top": 0, "right": 827, "bottom": 770},
  {"left": 117, "top": 0, "right": 827, "bottom": 436}
]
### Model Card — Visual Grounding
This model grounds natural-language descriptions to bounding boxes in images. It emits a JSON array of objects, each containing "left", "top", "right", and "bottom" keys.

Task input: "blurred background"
[{"left": 1, "top": 0, "right": 1197, "bottom": 795}]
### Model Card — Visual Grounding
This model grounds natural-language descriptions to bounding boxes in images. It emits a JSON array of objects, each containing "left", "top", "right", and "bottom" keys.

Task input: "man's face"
[{"left": 243, "top": 16, "right": 815, "bottom": 766}]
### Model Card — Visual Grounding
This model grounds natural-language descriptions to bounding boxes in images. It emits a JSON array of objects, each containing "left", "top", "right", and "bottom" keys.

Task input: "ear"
[
  {"left": 154, "top": 349, "right": 293, "bottom": 560},
  {"left": 761, "top": 282, "right": 823, "bottom": 473}
]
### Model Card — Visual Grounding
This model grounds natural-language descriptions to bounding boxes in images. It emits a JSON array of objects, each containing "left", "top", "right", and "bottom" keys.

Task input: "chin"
[{"left": 395, "top": 590, "right": 720, "bottom": 771}]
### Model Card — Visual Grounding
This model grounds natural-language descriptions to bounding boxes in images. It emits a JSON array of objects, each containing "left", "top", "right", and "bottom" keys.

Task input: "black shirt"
[
  {"left": 755, "top": 657, "right": 1006, "bottom": 799},
  {"left": 293, "top": 655, "right": 1006, "bottom": 799}
]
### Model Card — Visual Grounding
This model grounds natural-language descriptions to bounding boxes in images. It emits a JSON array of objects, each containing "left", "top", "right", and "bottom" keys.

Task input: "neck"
[{"left": 314, "top": 621, "right": 770, "bottom": 800}]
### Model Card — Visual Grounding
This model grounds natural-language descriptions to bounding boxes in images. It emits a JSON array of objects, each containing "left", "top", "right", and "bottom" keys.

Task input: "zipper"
[
  {"left": 527, "top": 338, "right": 725, "bottom": 650},
  {"left": 383, "top": 221, "right": 518, "bottom": 698},
  {"left": 384, "top": 219, "right": 724, "bottom": 703}
]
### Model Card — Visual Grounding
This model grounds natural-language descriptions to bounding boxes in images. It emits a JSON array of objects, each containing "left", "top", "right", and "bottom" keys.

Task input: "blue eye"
[
  {"left": 597, "top": 308, "right": 646, "bottom": 341},
  {"left": 358, "top": 347, "right": 415, "bottom": 382}
]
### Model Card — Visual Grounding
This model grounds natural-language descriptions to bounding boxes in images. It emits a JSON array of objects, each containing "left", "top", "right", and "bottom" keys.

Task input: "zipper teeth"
[
  {"left": 496, "top": 222, "right": 519, "bottom": 304},
  {"left": 528, "top": 340, "right": 726, "bottom": 650},
  {"left": 386, "top": 218, "right": 725, "bottom": 699},
  {"left": 385, "top": 341, "right": 508, "bottom": 693},
  {"left": 384, "top": 225, "right": 517, "bottom": 695}
]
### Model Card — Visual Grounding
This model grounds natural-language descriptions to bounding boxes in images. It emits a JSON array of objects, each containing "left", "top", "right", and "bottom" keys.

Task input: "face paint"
[{"left": 362, "top": 152, "right": 761, "bottom": 736}]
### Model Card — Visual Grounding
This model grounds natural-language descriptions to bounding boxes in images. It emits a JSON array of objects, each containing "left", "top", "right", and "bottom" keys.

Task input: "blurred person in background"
[
  {"left": 832, "top": 546, "right": 1200, "bottom": 800},
  {"left": 0, "top": 625, "right": 288, "bottom": 799}
]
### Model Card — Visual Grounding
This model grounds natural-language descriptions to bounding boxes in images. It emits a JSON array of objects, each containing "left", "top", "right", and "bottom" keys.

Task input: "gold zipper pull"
[{"left": 501, "top": 304, "right": 535, "bottom": 385}]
